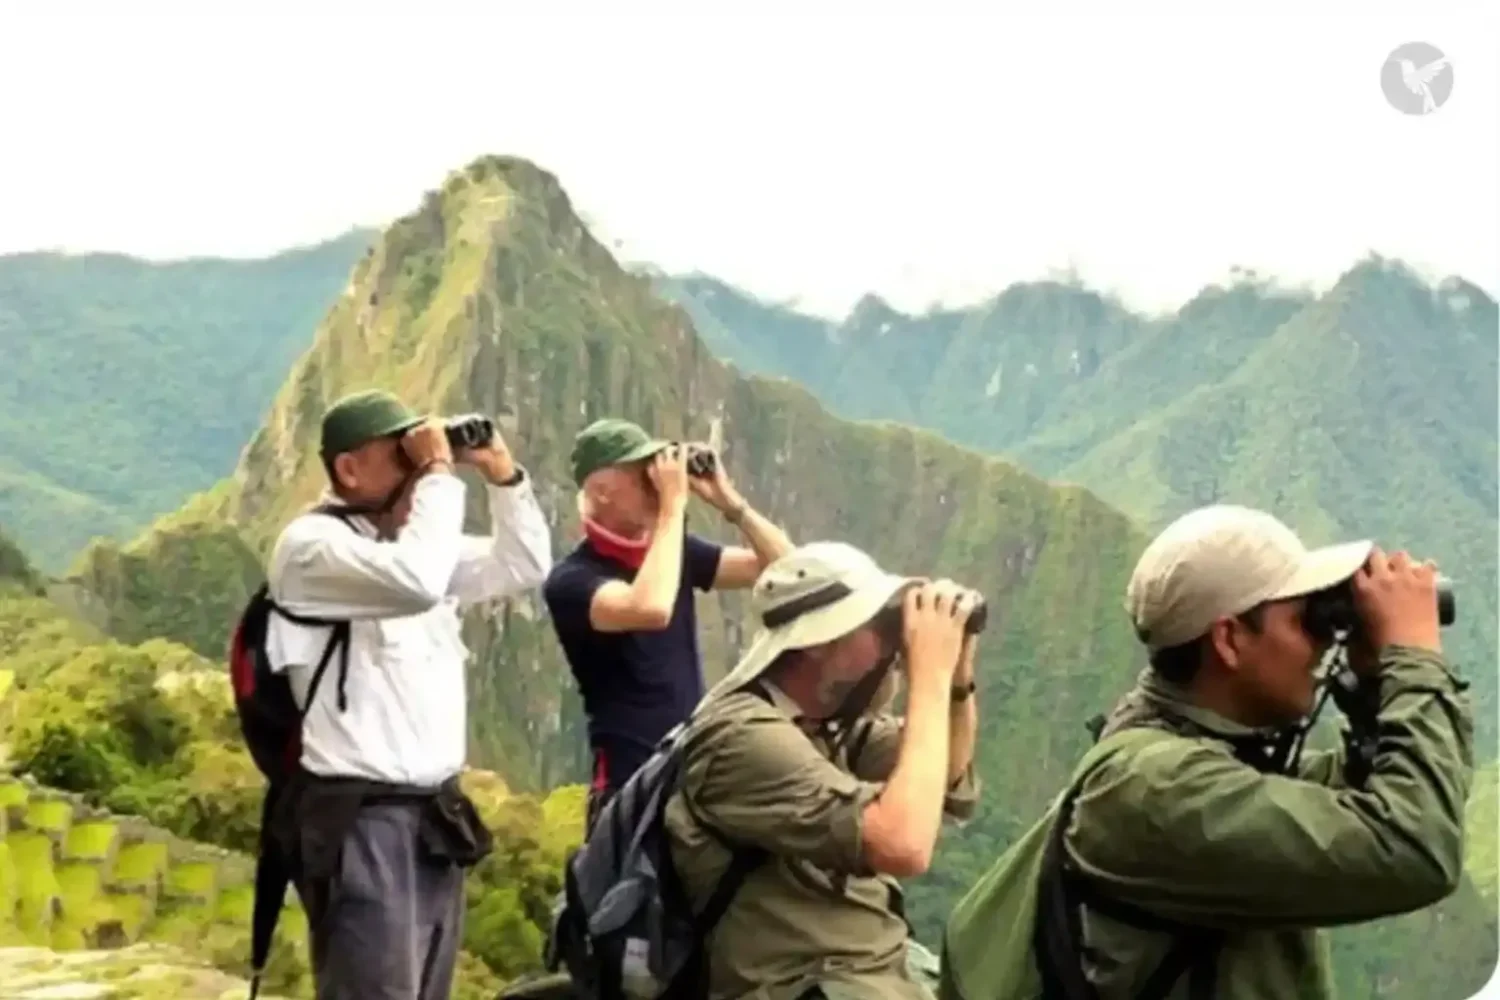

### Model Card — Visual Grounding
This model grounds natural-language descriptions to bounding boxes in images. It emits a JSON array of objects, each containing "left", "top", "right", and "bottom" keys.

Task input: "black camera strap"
[
  {"left": 1246, "top": 641, "right": 1386, "bottom": 783},
  {"left": 817, "top": 652, "right": 901, "bottom": 760}
]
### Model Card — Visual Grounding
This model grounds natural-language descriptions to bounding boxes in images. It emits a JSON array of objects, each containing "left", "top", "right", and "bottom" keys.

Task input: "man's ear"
[
  {"left": 582, "top": 472, "right": 615, "bottom": 510},
  {"left": 1207, "top": 616, "right": 1243, "bottom": 671},
  {"left": 332, "top": 452, "right": 359, "bottom": 493}
]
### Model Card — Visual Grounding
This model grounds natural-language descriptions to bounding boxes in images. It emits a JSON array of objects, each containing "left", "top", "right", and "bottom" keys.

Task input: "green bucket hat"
[
  {"left": 320, "top": 389, "right": 425, "bottom": 459},
  {"left": 571, "top": 417, "right": 669, "bottom": 485}
]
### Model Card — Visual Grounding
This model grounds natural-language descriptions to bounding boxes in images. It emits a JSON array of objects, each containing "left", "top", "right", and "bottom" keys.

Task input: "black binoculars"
[
  {"left": 671, "top": 442, "right": 716, "bottom": 479},
  {"left": 443, "top": 413, "right": 495, "bottom": 451},
  {"left": 1303, "top": 573, "right": 1455, "bottom": 643},
  {"left": 965, "top": 599, "right": 989, "bottom": 636}
]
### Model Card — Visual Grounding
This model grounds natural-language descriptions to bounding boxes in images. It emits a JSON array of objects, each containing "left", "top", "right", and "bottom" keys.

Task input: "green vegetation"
[
  {"left": 0, "top": 229, "right": 374, "bottom": 572},
  {"left": 0, "top": 535, "right": 584, "bottom": 995},
  {"left": 15, "top": 154, "right": 1495, "bottom": 997}
]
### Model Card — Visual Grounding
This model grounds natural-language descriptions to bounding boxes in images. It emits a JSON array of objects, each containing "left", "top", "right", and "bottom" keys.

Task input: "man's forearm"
[
  {"left": 947, "top": 689, "right": 977, "bottom": 785},
  {"left": 447, "top": 470, "right": 554, "bottom": 605},
  {"left": 727, "top": 500, "right": 794, "bottom": 567},
  {"left": 863, "top": 668, "right": 953, "bottom": 872},
  {"left": 632, "top": 506, "right": 688, "bottom": 612}
]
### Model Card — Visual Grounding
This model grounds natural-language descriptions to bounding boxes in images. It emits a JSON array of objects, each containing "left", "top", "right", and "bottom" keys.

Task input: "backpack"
[
  {"left": 1032, "top": 698, "right": 1364, "bottom": 1000},
  {"left": 1032, "top": 739, "right": 1226, "bottom": 1000},
  {"left": 545, "top": 685, "right": 774, "bottom": 1000},
  {"left": 226, "top": 506, "right": 357, "bottom": 999}
]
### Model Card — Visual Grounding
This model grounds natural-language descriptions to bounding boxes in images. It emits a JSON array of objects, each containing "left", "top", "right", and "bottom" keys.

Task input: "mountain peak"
[
  {"left": 226, "top": 152, "right": 718, "bottom": 541},
  {"left": 842, "top": 292, "right": 905, "bottom": 335},
  {"left": 1329, "top": 252, "right": 1497, "bottom": 312}
]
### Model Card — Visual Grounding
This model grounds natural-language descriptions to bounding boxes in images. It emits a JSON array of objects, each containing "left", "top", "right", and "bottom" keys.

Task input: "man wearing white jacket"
[{"left": 264, "top": 388, "right": 553, "bottom": 1000}]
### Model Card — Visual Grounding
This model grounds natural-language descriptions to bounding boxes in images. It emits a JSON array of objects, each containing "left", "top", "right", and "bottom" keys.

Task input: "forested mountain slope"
[
  {"left": 661, "top": 266, "right": 1500, "bottom": 756},
  {"left": 0, "top": 229, "right": 375, "bottom": 571}
]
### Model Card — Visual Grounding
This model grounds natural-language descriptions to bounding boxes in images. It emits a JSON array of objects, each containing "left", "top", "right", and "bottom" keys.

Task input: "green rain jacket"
[{"left": 941, "top": 644, "right": 1474, "bottom": 1000}]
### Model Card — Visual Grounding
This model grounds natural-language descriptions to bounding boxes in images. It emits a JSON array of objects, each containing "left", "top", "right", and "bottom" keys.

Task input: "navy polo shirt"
[{"left": 543, "top": 530, "right": 723, "bottom": 788}]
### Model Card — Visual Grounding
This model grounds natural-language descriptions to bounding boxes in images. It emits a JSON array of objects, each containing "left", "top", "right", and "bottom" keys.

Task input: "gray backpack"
[{"left": 543, "top": 686, "right": 772, "bottom": 1000}]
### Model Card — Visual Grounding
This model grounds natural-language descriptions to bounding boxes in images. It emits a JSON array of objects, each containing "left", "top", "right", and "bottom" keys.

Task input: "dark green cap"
[
  {"left": 571, "top": 417, "right": 668, "bottom": 485},
  {"left": 321, "top": 389, "right": 424, "bottom": 458}
]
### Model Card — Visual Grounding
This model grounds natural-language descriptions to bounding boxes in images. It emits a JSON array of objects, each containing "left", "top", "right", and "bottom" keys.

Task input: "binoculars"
[
  {"left": 443, "top": 413, "right": 495, "bottom": 451},
  {"left": 1303, "top": 573, "right": 1455, "bottom": 643},
  {"left": 966, "top": 599, "right": 989, "bottom": 636},
  {"left": 670, "top": 442, "right": 716, "bottom": 479}
]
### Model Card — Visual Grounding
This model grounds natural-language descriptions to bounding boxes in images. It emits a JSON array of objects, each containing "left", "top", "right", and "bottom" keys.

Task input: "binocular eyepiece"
[
  {"left": 1302, "top": 573, "right": 1455, "bottom": 643},
  {"left": 965, "top": 599, "right": 989, "bottom": 636},
  {"left": 676, "top": 443, "right": 717, "bottom": 479},
  {"left": 443, "top": 413, "right": 495, "bottom": 451}
]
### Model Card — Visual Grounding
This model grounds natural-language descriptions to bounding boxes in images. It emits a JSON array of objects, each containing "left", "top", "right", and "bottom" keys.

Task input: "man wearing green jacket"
[{"left": 942, "top": 504, "right": 1473, "bottom": 1000}]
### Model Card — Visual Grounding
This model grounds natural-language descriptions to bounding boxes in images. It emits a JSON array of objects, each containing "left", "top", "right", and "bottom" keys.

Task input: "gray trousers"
[{"left": 303, "top": 802, "right": 467, "bottom": 1000}]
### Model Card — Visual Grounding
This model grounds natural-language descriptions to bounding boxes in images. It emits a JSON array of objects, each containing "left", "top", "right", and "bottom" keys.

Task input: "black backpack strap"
[
  {"left": 1063, "top": 874, "right": 1224, "bottom": 1000},
  {"left": 265, "top": 505, "right": 359, "bottom": 713},
  {"left": 299, "top": 618, "right": 352, "bottom": 715},
  {"left": 1035, "top": 775, "right": 1098, "bottom": 999},
  {"left": 669, "top": 801, "right": 769, "bottom": 1000},
  {"left": 845, "top": 717, "right": 878, "bottom": 770},
  {"left": 696, "top": 843, "right": 769, "bottom": 933},
  {"left": 1035, "top": 739, "right": 1226, "bottom": 1000}
]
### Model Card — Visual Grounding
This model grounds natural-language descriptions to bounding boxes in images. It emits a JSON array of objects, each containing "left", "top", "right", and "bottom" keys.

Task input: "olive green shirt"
[
  {"left": 943, "top": 644, "right": 1474, "bottom": 1000},
  {"left": 665, "top": 683, "right": 979, "bottom": 1000}
]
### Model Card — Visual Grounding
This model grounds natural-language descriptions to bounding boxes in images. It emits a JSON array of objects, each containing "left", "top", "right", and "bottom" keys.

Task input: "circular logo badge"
[{"left": 1381, "top": 42, "right": 1454, "bottom": 115}]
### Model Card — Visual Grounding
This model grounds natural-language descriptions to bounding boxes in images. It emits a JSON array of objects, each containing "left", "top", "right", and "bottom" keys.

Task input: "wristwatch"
[{"left": 951, "top": 679, "right": 976, "bottom": 702}]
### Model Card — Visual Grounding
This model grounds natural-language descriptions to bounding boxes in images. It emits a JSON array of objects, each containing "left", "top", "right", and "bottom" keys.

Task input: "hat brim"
[
  {"left": 1270, "top": 540, "right": 1373, "bottom": 600},
  {"left": 381, "top": 415, "right": 426, "bottom": 438},
  {"left": 616, "top": 439, "right": 670, "bottom": 466},
  {"left": 697, "top": 570, "right": 917, "bottom": 708}
]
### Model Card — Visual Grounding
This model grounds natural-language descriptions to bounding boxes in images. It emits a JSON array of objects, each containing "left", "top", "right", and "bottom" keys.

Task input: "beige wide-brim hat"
[
  {"left": 1126, "top": 504, "right": 1374, "bottom": 652},
  {"left": 698, "top": 541, "right": 917, "bottom": 708}
]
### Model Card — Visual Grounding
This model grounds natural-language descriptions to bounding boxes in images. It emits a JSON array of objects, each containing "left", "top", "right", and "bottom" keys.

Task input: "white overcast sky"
[{"left": 1, "top": 0, "right": 1495, "bottom": 319}]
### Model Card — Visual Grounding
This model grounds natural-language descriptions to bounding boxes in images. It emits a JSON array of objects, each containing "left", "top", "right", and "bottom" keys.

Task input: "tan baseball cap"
[
  {"left": 1126, "top": 505, "right": 1373, "bottom": 652},
  {"left": 697, "top": 542, "right": 917, "bottom": 708}
]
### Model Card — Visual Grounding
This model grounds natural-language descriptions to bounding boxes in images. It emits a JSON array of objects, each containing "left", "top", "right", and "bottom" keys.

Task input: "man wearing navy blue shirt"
[{"left": 543, "top": 417, "right": 794, "bottom": 829}]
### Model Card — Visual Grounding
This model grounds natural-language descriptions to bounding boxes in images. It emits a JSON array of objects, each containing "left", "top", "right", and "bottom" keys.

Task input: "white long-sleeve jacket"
[{"left": 264, "top": 467, "right": 553, "bottom": 785}]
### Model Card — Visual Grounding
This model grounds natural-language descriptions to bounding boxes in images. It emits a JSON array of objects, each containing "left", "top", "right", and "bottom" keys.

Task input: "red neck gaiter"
[{"left": 583, "top": 517, "right": 651, "bottom": 570}]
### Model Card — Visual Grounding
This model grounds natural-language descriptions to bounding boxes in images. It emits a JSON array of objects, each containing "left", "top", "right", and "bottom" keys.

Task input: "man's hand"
[
  {"left": 941, "top": 582, "right": 982, "bottom": 686},
  {"left": 1348, "top": 547, "right": 1442, "bottom": 673},
  {"left": 902, "top": 579, "right": 974, "bottom": 691},
  {"left": 686, "top": 445, "right": 745, "bottom": 516},
  {"left": 456, "top": 426, "right": 517, "bottom": 485},
  {"left": 648, "top": 445, "right": 691, "bottom": 520},
  {"left": 402, "top": 419, "right": 454, "bottom": 470}
]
